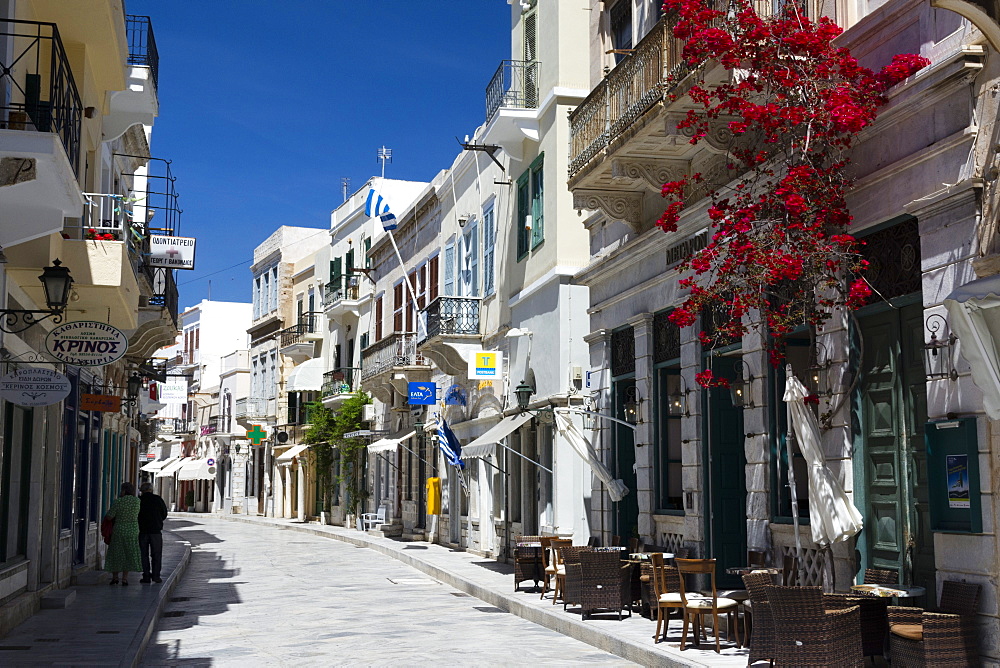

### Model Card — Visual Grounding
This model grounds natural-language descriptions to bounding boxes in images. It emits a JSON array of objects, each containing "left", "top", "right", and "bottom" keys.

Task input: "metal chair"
[{"left": 360, "top": 505, "right": 386, "bottom": 531}]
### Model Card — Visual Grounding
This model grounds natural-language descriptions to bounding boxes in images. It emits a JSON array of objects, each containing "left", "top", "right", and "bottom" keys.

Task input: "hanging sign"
[
  {"left": 80, "top": 393, "right": 122, "bottom": 412},
  {"left": 0, "top": 367, "right": 72, "bottom": 407},
  {"left": 149, "top": 235, "right": 197, "bottom": 269},
  {"left": 408, "top": 381, "right": 437, "bottom": 405},
  {"left": 159, "top": 380, "right": 188, "bottom": 404},
  {"left": 444, "top": 384, "right": 467, "bottom": 406},
  {"left": 45, "top": 321, "right": 128, "bottom": 366},
  {"left": 467, "top": 350, "right": 502, "bottom": 379}
]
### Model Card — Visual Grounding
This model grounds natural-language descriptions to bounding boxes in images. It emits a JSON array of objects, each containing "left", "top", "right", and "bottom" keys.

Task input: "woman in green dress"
[{"left": 104, "top": 481, "right": 142, "bottom": 585}]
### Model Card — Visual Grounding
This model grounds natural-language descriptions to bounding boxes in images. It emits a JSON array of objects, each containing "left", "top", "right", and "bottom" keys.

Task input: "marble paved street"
[{"left": 142, "top": 517, "right": 636, "bottom": 667}]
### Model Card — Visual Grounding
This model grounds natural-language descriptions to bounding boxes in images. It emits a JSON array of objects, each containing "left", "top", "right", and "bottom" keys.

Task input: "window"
[
  {"left": 406, "top": 270, "right": 417, "bottom": 332},
  {"left": 393, "top": 282, "right": 404, "bottom": 332},
  {"left": 363, "top": 237, "right": 372, "bottom": 268},
  {"left": 461, "top": 219, "right": 479, "bottom": 297},
  {"left": 517, "top": 153, "right": 544, "bottom": 258},
  {"left": 428, "top": 254, "right": 439, "bottom": 302},
  {"left": 655, "top": 368, "right": 684, "bottom": 513},
  {"left": 253, "top": 275, "right": 262, "bottom": 319},
  {"left": 330, "top": 257, "right": 342, "bottom": 293},
  {"left": 374, "top": 295, "right": 383, "bottom": 341},
  {"left": 268, "top": 352, "right": 277, "bottom": 399},
  {"left": 270, "top": 267, "right": 278, "bottom": 313},
  {"left": 2, "top": 404, "right": 33, "bottom": 562},
  {"left": 262, "top": 271, "right": 270, "bottom": 313},
  {"left": 772, "top": 338, "right": 811, "bottom": 521},
  {"left": 483, "top": 205, "right": 496, "bottom": 296},
  {"left": 609, "top": 0, "right": 633, "bottom": 65},
  {"left": 443, "top": 242, "right": 456, "bottom": 296}
]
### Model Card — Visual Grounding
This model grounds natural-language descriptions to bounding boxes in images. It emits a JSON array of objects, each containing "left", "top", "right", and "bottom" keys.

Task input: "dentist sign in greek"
[{"left": 45, "top": 321, "right": 129, "bottom": 366}]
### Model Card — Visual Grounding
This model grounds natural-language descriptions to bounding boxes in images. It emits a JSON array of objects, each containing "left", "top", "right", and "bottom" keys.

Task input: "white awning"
[
  {"left": 177, "top": 458, "right": 217, "bottom": 481},
  {"left": 276, "top": 444, "right": 310, "bottom": 462},
  {"left": 368, "top": 431, "right": 415, "bottom": 454},
  {"left": 462, "top": 413, "right": 533, "bottom": 460},
  {"left": 156, "top": 457, "right": 189, "bottom": 477},
  {"left": 946, "top": 274, "right": 1000, "bottom": 419},
  {"left": 140, "top": 456, "right": 177, "bottom": 473},
  {"left": 286, "top": 358, "right": 325, "bottom": 392}
]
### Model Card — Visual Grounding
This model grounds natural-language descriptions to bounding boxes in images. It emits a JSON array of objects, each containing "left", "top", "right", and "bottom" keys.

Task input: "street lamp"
[
  {"left": 126, "top": 372, "right": 142, "bottom": 406},
  {"left": 0, "top": 259, "right": 74, "bottom": 333},
  {"left": 667, "top": 374, "right": 689, "bottom": 417},
  {"left": 729, "top": 360, "right": 753, "bottom": 408},
  {"left": 623, "top": 385, "right": 643, "bottom": 425},
  {"left": 923, "top": 313, "right": 958, "bottom": 381},
  {"left": 514, "top": 379, "right": 534, "bottom": 411}
]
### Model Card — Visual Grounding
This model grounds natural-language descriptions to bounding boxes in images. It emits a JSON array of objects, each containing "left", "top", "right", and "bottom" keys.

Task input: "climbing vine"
[{"left": 304, "top": 391, "right": 371, "bottom": 517}]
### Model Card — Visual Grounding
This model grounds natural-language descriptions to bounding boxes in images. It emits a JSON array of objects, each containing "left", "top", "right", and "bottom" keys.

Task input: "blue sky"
[{"left": 125, "top": 1, "right": 512, "bottom": 306}]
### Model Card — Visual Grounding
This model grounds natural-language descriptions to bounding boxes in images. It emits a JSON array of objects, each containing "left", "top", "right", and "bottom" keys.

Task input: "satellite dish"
[{"left": 277, "top": 431, "right": 289, "bottom": 443}]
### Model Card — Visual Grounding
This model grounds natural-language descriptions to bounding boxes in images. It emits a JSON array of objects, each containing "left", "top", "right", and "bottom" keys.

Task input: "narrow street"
[{"left": 142, "top": 518, "right": 635, "bottom": 667}]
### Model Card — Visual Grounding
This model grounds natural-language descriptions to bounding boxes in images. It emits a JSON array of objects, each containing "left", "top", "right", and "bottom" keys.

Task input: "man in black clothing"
[{"left": 138, "top": 482, "right": 168, "bottom": 583}]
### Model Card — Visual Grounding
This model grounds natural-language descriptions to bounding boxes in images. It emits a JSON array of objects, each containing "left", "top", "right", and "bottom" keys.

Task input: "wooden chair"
[
  {"left": 360, "top": 505, "right": 386, "bottom": 531},
  {"left": 767, "top": 585, "right": 863, "bottom": 667},
  {"left": 628, "top": 537, "right": 643, "bottom": 554},
  {"left": 742, "top": 571, "right": 776, "bottom": 665},
  {"left": 748, "top": 549, "right": 767, "bottom": 568},
  {"left": 676, "top": 558, "right": 741, "bottom": 653},
  {"left": 537, "top": 536, "right": 554, "bottom": 599},
  {"left": 888, "top": 580, "right": 981, "bottom": 667},
  {"left": 649, "top": 552, "right": 687, "bottom": 643},
  {"left": 782, "top": 554, "right": 799, "bottom": 586},
  {"left": 545, "top": 538, "right": 572, "bottom": 603},
  {"left": 863, "top": 567, "right": 898, "bottom": 585},
  {"left": 611, "top": 534, "right": 622, "bottom": 547}
]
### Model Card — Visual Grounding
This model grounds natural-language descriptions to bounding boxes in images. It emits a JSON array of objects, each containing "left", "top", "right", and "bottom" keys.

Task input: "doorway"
[{"left": 613, "top": 378, "right": 639, "bottom": 543}]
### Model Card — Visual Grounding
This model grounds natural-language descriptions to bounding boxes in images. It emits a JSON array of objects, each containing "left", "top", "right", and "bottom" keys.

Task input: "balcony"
[
  {"left": 322, "top": 367, "right": 357, "bottom": 407},
  {"left": 359, "top": 332, "right": 430, "bottom": 403},
  {"left": 278, "top": 312, "right": 322, "bottom": 361},
  {"left": 0, "top": 20, "right": 84, "bottom": 249},
  {"left": 234, "top": 397, "right": 271, "bottom": 421},
  {"left": 417, "top": 297, "right": 482, "bottom": 376},
  {"left": 126, "top": 15, "right": 159, "bottom": 92},
  {"left": 323, "top": 276, "right": 367, "bottom": 319},
  {"left": 157, "top": 417, "right": 194, "bottom": 435},
  {"left": 105, "top": 15, "right": 159, "bottom": 142},
  {"left": 481, "top": 60, "right": 540, "bottom": 159}
]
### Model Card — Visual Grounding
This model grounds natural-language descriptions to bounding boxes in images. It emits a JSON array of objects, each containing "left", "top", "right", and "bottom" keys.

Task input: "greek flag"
[
  {"left": 437, "top": 417, "right": 464, "bottom": 469},
  {"left": 365, "top": 187, "right": 397, "bottom": 231}
]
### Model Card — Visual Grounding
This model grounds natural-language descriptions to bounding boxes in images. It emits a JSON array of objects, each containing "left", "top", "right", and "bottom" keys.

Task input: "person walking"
[
  {"left": 104, "top": 481, "right": 142, "bottom": 585},
  {"left": 138, "top": 481, "right": 168, "bottom": 583}
]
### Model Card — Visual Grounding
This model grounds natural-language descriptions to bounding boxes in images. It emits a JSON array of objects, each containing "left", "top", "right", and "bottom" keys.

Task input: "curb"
[
  {"left": 213, "top": 514, "right": 712, "bottom": 668},
  {"left": 123, "top": 530, "right": 193, "bottom": 668}
]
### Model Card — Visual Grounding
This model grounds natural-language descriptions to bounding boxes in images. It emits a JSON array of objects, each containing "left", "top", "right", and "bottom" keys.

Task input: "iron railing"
[
  {"left": 157, "top": 417, "right": 194, "bottom": 434},
  {"left": 568, "top": 17, "right": 687, "bottom": 176},
  {"left": 125, "top": 15, "right": 159, "bottom": 91},
  {"left": 234, "top": 397, "right": 269, "bottom": 419},
  {"left": 360, "top": 333, "right": 425, "bottom": 380},
  {"left": 144, "top": 264, "right": 179, "bottom": 328},
  {"left": 419, "top": 296, "right": 481, "bottom": 344},
  {"left": 322, "top": 367, "right": 356, "bottom": 398},
  {"left": 323, "top": 276, "right": 361, "bottom": 306},
  {"left": 279, "top": 311, "right": 321, "bottom": 348},
  {"left": 485, "top": 60, "right": 539, "bottom": 123},
  {"left": 0, "top": 20, "right": 83, "bottom": 176}
]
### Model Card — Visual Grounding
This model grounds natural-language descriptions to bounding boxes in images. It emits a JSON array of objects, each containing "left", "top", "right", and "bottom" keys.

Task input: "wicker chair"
[
  {"left": 863, "top": 567, "right": 898, "bottom": 585},
  {"left": 824, "top": 592, "right": 889, "bottom": 659},
  {"left": 513, "top": 535, "right": 544, "bottom": 591},
  {"left": 767, "top": 585, "right": 863, "bottom": 667},
  {"left": 649, "top": 552, "right": 687, "bottom": 643},
  {"left": 579, "top": 550, "right": 633, "bottom": 620},
  {"left": 742, "top": 571, "right": 776, "bottom": 665},
  {"left": 888, "top": 580, "right": 981, "bottom": 667},
  {"left": 676, "top": 558, "right": 741, "bottom": 653},
  {"left": 559, "top": 545, "right": 591, "bottom": 610}
]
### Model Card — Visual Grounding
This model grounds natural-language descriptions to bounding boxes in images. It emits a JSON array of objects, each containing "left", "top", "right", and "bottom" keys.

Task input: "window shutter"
[
  {"left": 531, "top": 158, "right": 544, "bottom": 247},
  {"left": 516, "top": 172, "right": 530, "bottom": 257},
  {"left": 393, "top": 284, "right": 403, "bottom": 332},
  {"left": 429, "top": 255, "right": 439, "bottom": 302},
  {"left": 444, "top": 243, "right": 455, "bottom": 296},
  {"left": 418, "top": 265, "right": 426, "bottom": 309},
  {"left": 346, "top": 249, "right": 355, "bottom": 274},
  {"left": 375, "top": 296, "right": 383, "bottom": 340},
  {"left": 364, "top": 238, "right": 372, "bottom": 268}
]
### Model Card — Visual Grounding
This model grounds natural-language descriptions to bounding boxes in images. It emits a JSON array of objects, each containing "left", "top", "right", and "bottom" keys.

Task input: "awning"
[
  {"left": 177, "top": 458, "right": 217, "bottom": 481},
  {"left": 156, "top": 457, "right": 189, "bottom": 478},
  {"left": 945, "top": 274, "right": 1000, "bottom": 419},
  {"left": 368, "top": 431, "right": 415, "bottom": 454},
  {"left": 286, "top": 358, "right": 325, "bottom": 392},
  {"left": 462, "top": 413, "right": 533, "bottom": 460},
  {"left": 140, "top": 456, "right": 177, "bottom": 473},
  {"left": 276, "top": 444, "right": 310, "bottom": 463}
]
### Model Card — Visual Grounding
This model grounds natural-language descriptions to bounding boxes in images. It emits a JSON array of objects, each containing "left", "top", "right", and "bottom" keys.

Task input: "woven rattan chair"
[
  {"left": 767, "top": 585, "right": 863, "bottom": 667},
  {"left": 863, "top": 567, "right": 898, "bottom": 585},
  {"left": 545, "top": 538, "right": 573, "bottom": 603},
  {"left": 888, "top": 580, "right": 981, "bottom": 667},
  {"left": 824, "top": 592, "right": 889, "bottom": 659},
  {"left": 676, "top": 558, "right": 740, "bottom": 653},
  {"left": 649, "top": 552, "right": 687, "bottom": 643},
  {"left": 579, "top": 549, "right": 633, "bottom": 620},
  {"left": 513, "top": 535, "right": 543, "bottom": 592},
  {"left": 742, "top": 571, "right": 775, "bottom": 665},
  {"left": 559, "top": 545, "right": 591, "bottom": 610}
]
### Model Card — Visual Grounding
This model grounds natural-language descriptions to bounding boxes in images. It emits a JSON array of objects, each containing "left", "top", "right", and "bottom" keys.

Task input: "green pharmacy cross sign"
[{"left": 247, "top": 424, "right": 268, "bottom": 446}]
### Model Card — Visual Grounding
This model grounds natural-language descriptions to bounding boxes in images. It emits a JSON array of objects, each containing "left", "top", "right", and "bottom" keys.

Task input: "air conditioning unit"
[{"left": 362, "top": 404, "right": 376, "bottom": 422}]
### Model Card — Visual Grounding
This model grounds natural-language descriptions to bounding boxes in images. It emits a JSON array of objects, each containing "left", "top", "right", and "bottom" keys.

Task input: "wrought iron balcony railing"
[
  {"left": 419, "top": 296, "right": 481, "bottom": 344},
  {"left": 234, "top": 397, "right": 269, "bottom": 419},
  {"left": 486, "top": 59, "right": 539, "bottom": 123},
  {"left": 322, "top": 367, "right": 356, "bottom": 398},
  {"left": 157, "top": 417, "right": 194, "bottom": 434},
  {"left": 279, "top": 312, "right": 322, "bottom": 348},
  {"left": 360, "top": 333, "right": 426, "bottom": 380},
  {"left": 0, "top": 20, "right": 83, "bottom": 176},
  {"left": 143, "top": 263, "right": 179, "bottom": 328},
  {"left": 323, "top": 276, "right": 361, "bottom": 306},
  {"left": 126, "top": 15, "right": 159, "bottom": 91},
  {"left": 568, "top": 17, "right": 686, "bottom": 176}
]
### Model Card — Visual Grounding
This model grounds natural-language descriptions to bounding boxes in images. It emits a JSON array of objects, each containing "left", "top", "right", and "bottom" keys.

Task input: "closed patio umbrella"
[
  {"left": 554, "top": 412, "right": 628, "bottom": 502},
  {"left": 783, "top": 366, "right": 863, "bottom": 547}
]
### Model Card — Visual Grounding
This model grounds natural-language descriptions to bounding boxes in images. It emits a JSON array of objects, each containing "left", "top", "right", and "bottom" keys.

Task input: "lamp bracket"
[{"left": 0, "top": 309, "right": 64, "bottom": 334}]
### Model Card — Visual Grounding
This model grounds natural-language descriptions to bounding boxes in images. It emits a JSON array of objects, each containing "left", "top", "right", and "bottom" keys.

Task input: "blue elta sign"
[{"left": 408, "top": 381, "right": 437, "bottom": 405}]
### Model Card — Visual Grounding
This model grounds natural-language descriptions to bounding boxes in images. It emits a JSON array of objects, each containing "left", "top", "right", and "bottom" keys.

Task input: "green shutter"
[
  {"left": 364, "top": 238, "right": 372, "bottom": 268},
  {"left": 516, "top": 170, "right": 530, "bottom": 259},
  {"left": 530, "top": 153, "right": 544, "bottom": 248},
  {"left": 346, "top": 249, "right": 355, "bottom": 274}
]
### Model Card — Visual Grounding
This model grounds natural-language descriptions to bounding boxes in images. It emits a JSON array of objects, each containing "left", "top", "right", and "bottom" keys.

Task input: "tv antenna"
[
  {"left": 377, "top": 146, "right": 392, "bottom": 178},
  {"left": 341, "top": 177, "right": 350, "bottom": 203}
]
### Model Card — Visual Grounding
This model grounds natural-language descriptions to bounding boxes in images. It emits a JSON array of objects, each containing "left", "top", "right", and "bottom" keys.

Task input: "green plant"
[
  {"left": 184, "top": 490, "right": 194, "bottom": 509},
  {"left": 303, "top": 392, "right": 371, "bottom": 516}
]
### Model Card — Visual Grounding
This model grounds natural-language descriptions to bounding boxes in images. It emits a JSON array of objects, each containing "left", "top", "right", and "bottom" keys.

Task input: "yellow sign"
[{"left": 468, "top": 350, "right": 502, "bottom": 379}]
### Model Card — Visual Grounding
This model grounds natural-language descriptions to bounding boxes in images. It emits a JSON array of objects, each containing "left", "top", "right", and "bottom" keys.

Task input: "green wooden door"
[
  {"left": 614, "top": 378, "right": 639, "bottom": 542},
  {"left": 857, "top": 303, "right": 935, "bottom": 601},
  {"left": 706, "top": 357, "right": 746, "bottom": 588}
]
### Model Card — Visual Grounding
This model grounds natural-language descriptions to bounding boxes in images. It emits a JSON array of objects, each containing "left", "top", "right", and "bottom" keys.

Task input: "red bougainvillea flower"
[
  {"left": 803, "top": 393, "right": 820, "bottom": 406},
  {"left": 695, "top": 369, "right": 731, "bottom": 388}
]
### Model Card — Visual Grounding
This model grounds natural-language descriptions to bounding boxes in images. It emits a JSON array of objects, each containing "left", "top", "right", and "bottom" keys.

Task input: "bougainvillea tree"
[{"left": 657, "top": 0, "right": 929, "bottom": 387}]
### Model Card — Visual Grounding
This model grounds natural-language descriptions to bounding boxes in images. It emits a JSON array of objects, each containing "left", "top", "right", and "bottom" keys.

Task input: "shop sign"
[
  {"left": 159, "top": 380, "right": 188, "bottom": 404},
  {"left": 0, "top": 367, "right": 71, "bottom": 407},
  {"left": 80, "top": 393, "right": 122, "bottom": 412},
  {"left": 45, "top": 321, "right": 128, "bottom": 366},
  {"left": 408, "top": 381, "right": 436, "bottom": 405},
  {"left": 467, "top": 350, "right": 502, "bottom": 379},
  {"left": 149, "top": 235, "right": 197, "bottom": 269}
]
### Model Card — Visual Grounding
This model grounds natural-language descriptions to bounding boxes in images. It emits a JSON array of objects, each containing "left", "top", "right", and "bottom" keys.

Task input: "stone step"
[
  {"left": 71, "top": 569, "right": 110, "bottom": 586},
  {"left": 40, "top": 589, "right": 76, "bottom": 609}
]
